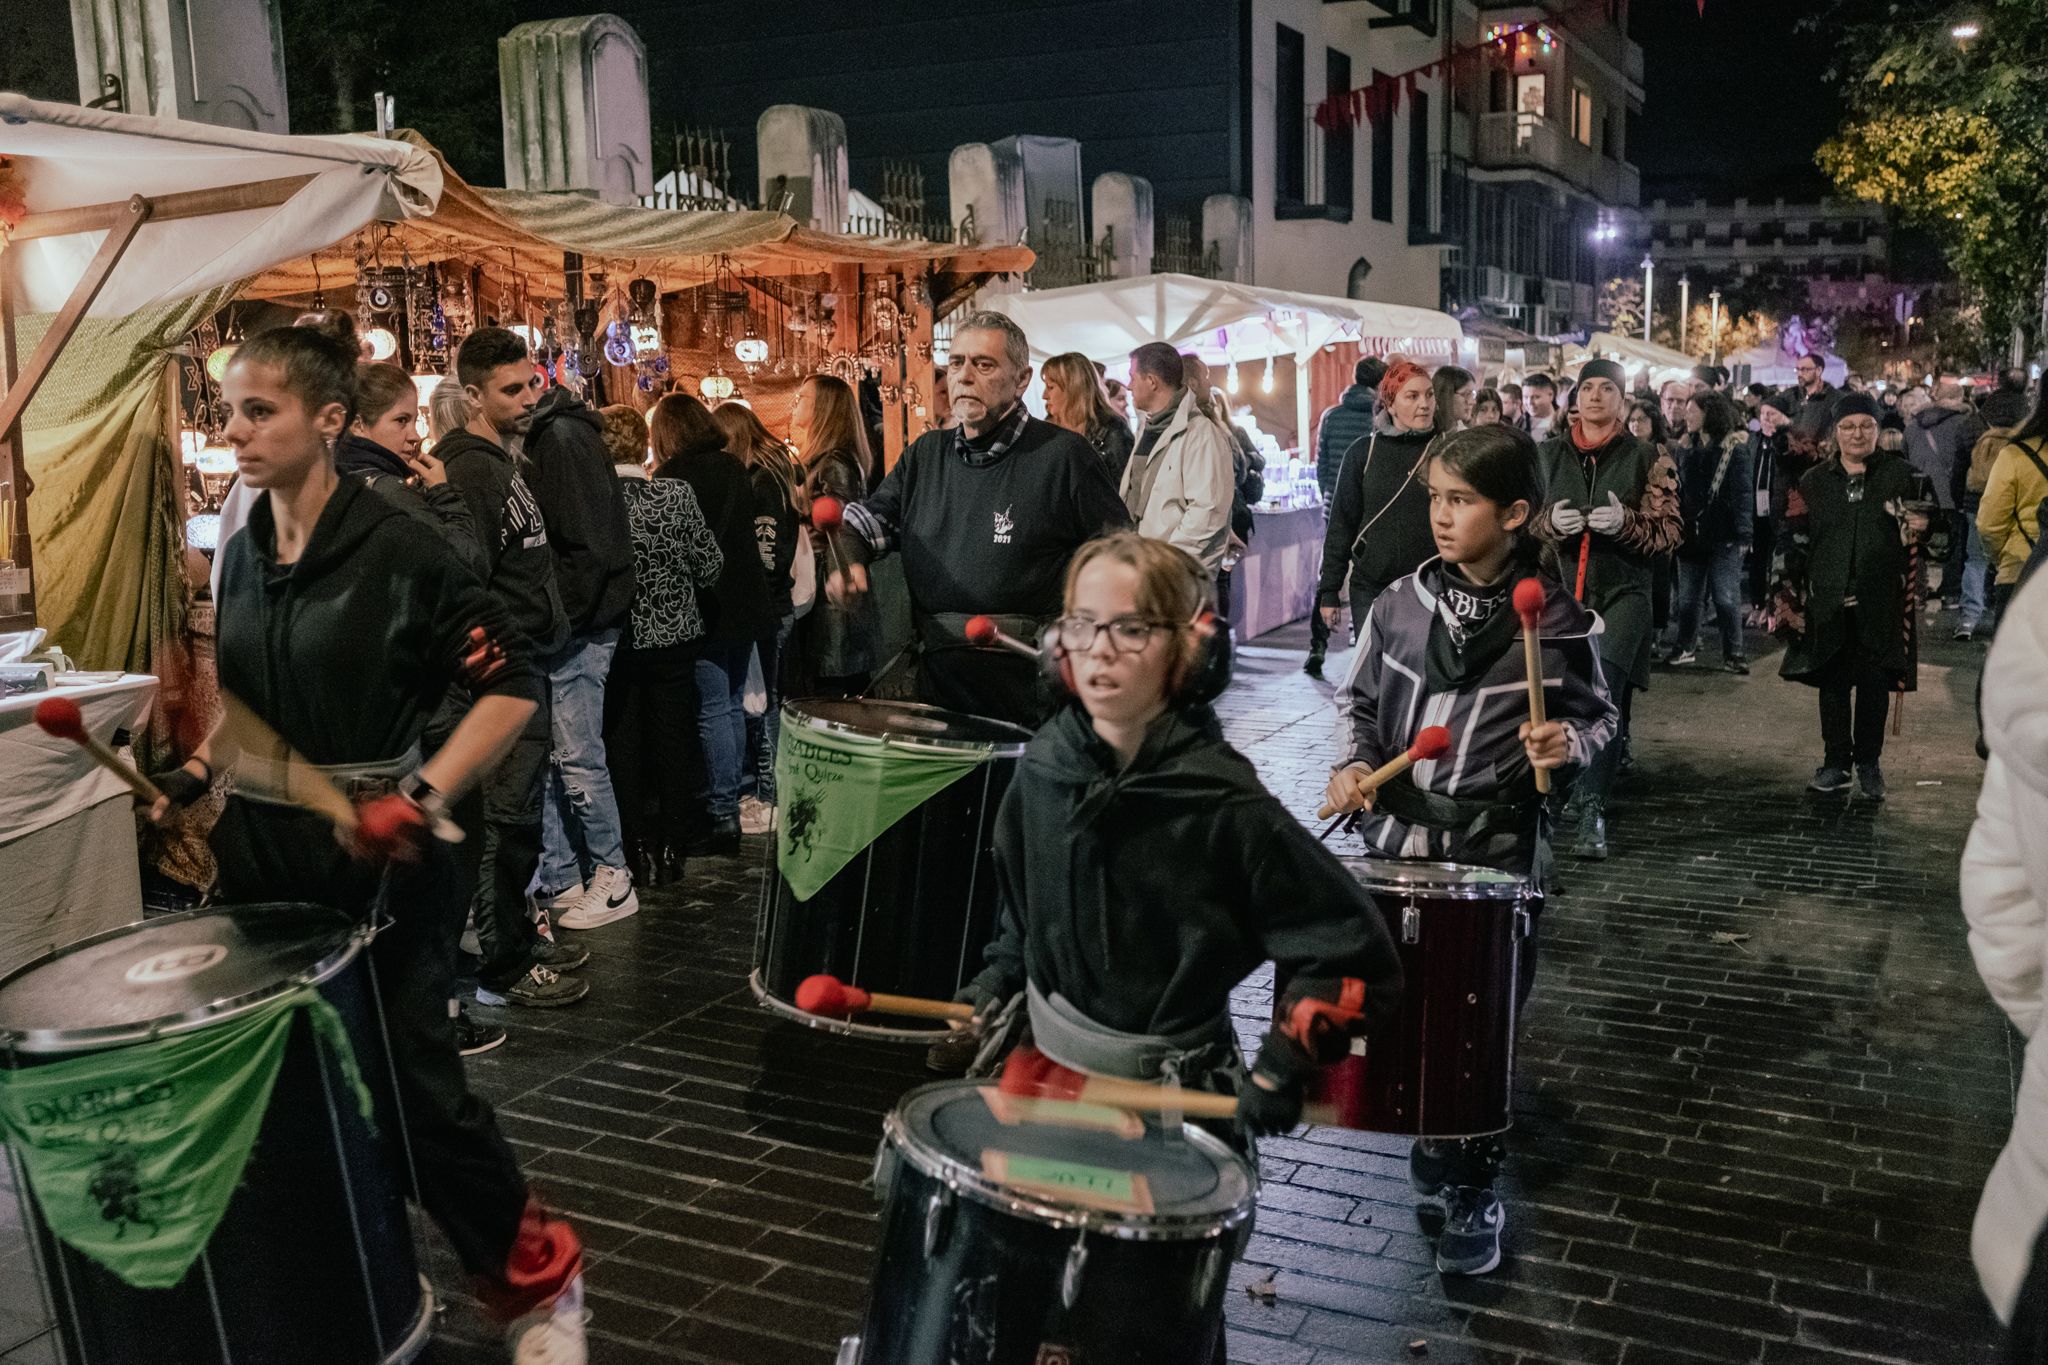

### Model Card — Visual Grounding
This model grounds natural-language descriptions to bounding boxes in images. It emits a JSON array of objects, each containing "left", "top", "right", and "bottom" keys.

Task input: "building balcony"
[{"left": 1475, "top": 111, "right": 1638, "bottom": 207}]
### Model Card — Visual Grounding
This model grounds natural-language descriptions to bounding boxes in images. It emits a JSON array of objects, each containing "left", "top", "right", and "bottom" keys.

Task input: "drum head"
[
  {"left": 888, "top": 1080, "right": 1253, "bottom": 1240},
  {"left": 1341, "top": 858, "right": 1527, "bottom": 900},
  {"left": 0, "top": 903, "right": 360, "bottom": 1054},
  {"left": 784, "top": 698, "right": 1031, "bottom": 754}
]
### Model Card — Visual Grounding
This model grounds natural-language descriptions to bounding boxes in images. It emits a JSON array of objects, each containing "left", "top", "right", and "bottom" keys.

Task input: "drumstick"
[
  {"left": 33, "top": 697, "right": 162, "bottom": 803},
  {"left": 215, "top": 692, "right": 360, "bottom": 833},
  {"left": 1317, "top": 725, "right": 1452, "bottom": 820},
  {"left": 1513, "top": 577, "right": 1551, "bottom": 795},
  {"left": 794, "top": 973, "right": 977, "bottom": 1022},
  {"left": 964, "top": 615, "right": 1039, "bottom": 659},
  {"left": 1002, "top": 1062, "right": 1338, "bottom": 1125}
]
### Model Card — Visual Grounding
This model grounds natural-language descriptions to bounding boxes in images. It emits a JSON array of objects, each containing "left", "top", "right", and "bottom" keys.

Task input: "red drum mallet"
[
  {"left": 33, "top": 696, "right": 162, "bottom": 803},
  {"left": 1317, "top": 724, "right": 1452, "bottom": 820},
  {"left": 964, "top": 615, "right": 1038, "bottom": 659},
  {"left": 795, "top": 973, "right": 977, "bottom": 1023},
  {"left": 1513, "top": 577, "right": 1552, "bottom": 795}
]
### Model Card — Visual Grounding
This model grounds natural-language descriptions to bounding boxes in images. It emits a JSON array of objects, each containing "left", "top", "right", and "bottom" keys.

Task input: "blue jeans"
[
  {"left": 1671, "top": 542, "right": 1746, "bottom": 660},
  {"left": 537, "top": 628, "right": 627, "bottom": 893},
  {"left": 1961, "top": 495, "right": 1990, "bottom": 628},
  {"left": 745, "top": 617, "right": 794, "bottom": 805},
  {"left": 692, "top": 639, "right": 751, "bottom": 821}
]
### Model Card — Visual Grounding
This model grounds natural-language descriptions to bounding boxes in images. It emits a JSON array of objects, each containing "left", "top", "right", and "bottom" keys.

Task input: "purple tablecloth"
[{"left": 1227, "top": 506, "right": 1324, "bottom": 642}]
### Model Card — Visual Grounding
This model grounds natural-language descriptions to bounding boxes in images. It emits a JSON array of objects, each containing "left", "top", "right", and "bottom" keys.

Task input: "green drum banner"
[
  {"left": 0, "top": 989, "right": 371, "bottom": 1288},
  {"left": 775, "top": 723, "right": 990, "bottom": 901}
]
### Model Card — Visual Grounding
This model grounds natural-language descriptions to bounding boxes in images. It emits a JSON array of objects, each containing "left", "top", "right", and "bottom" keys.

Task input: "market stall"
[{"left": 1566, "top": 331, "right": 1699, "bottom": 388}]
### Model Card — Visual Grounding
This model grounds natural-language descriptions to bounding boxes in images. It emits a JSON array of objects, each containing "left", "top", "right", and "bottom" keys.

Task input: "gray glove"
[
  {"left": 1549, "top": 499, "right": 1586, "bottom": 536},
  {"left": 1587, "top": 491, "right": 1627, "bottom": 535}
]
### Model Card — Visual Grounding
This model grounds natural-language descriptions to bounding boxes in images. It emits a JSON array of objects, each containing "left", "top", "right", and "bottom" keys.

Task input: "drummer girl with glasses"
[
  {"left": 1323, "top": 422, "right": 1616, "bottom": 1277},
  {"left": 960, "top": 531, "right": 1405, "bottom": 1154},
  {"left": 145, "top": 313, "right": 589, "bottom": 1363}
]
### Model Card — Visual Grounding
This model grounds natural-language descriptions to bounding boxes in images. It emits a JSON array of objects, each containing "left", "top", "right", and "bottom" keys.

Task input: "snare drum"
[
  {"left": 842, "top": 1079, "right": 1254, "bottom": 1365},
  {"left": 754, "top": 699, "right": 1031, "bottom": 1041},
  {"left": 0, "top": 904, "right": 430, "bottom": 1364},
  {"left": 1309, "top": 860, "right": 1529, "bottom": 1139}
]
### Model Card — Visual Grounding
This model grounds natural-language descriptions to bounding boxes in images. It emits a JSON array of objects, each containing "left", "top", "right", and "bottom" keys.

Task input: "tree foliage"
[{"left": 1812, "top": 0, "right": 2048, "bottom": 353}]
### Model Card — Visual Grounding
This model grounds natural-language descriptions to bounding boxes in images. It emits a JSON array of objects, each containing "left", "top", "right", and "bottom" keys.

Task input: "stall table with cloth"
[
  {"left": 1227, "top": 506, "right": 1324, "bottom": 641},
  {"left": 0, "top": 675, "right": 157, "bottom": 973}
]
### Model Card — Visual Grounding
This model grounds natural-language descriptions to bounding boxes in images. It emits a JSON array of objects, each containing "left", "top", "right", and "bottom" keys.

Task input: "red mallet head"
[
  {"left": 1512, "top": 577, "right": 1546, "bottom": 627},
  {"left": 794, "top": 974, "right": 870, "bottom": 1018},
  {"left": 810, "top": 495, "right": 845, "bottom": 533},
  {"left": 1409, "top": 725, "right": 1453, "bottom": 763},
  {"left": 32, "top": 697, "right": 86, "bottom": 744},
  {"left": 964, "top": 615, "right": 998, "bottom": 646}
]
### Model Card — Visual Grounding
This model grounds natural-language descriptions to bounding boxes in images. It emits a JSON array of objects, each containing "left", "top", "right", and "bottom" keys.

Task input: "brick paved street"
[{"left": 0, "top": 616, "right": 2002, "bottom": 1365}]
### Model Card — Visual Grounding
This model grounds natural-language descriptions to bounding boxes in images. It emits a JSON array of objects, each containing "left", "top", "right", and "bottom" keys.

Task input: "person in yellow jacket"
[{"left": 1979, "top": 397, "right": 2048, "bottom": 627}]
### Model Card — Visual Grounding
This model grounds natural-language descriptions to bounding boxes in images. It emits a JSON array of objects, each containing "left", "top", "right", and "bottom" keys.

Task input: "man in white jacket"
[
  {"left": 1119, "top": 342, "right": 1234, "bottom": 574},
  {"left": 1963, "top": 566, "right": 2048, "bottom": 1331}
]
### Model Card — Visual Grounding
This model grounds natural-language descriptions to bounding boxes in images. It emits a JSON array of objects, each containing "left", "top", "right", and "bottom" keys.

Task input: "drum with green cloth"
[
  {"left": 754, "top": 698, "right": 1031, "bottom": 1041},
  {"left": 0, "top": 903, "right": 431, "bottom": 1363}
]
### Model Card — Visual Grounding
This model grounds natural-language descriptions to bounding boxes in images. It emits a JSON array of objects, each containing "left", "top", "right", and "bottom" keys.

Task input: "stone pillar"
[
  {"left": 757, "top": 105, "right": 849, "bottom": 229},
  {"left": 949, "top": 142, "right": 1028, "bottom": 247},
  {"left": 500, "top": 15, "right": 652, "bottom": 204},
  {"left": 68, "top": 0, "right": 288, "bottom": 131},
  {"left": 1204, "top": 193, "right": 1254, "bottom": 283},
  {"left": 1092, "top": 173, "right": 1154, "bottom": 279}
]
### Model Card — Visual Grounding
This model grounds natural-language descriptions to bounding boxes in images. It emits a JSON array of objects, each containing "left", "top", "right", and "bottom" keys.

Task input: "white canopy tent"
[
  {"left": 0, "top": 92, "right": 442, "bottom": 644},
  {"left": 1726, "top": 344, "right": 1849, "bottom": 390},
  {"left": 983, "top": 272, "right": 1462, "bottom": 449},
  {"left": 1566, "top": 331, "right": 1699, "bottom": 384}
]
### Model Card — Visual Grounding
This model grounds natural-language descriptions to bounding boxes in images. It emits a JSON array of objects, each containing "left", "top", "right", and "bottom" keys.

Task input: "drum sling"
[
  {"left": 234, "top": 745, "right": 419, "bottom": 805},
  {"left": 1026, "top": 982, "right": 1241, "bottom": 1091},
  {"left": 1372, "top": 773, "right": 1540, "bottom": 874},
  {"left": 0, "top": 988, "right": 372, "bottom": 1288}
]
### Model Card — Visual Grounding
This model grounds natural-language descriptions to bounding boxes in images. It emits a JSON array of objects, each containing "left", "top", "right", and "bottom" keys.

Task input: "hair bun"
[{"left": 293, "top": 309, "right": 359, "bottom": 354}]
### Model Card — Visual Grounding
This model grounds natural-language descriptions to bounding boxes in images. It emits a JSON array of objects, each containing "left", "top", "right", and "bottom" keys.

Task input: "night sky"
[{"left": 1629, "top": 0, "right": 1844, "bottom": 201}]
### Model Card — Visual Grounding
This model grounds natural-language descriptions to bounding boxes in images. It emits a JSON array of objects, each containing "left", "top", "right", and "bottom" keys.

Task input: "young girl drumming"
[
  {"left": 148, "top": 316, "right": 589, "bottom": 1363},
  {"left": 962, "top": 532, "right": 1405, "bottom": 1130},
  {"left": 1324, "top": 422, "right": 1617, "bottom": 1277}
]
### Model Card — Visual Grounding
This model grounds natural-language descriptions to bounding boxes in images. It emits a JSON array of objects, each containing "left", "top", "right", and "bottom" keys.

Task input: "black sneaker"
[
  {"left": 456, "top": 1009, "right": 507, "bottom": 1057},
  {"left": 1437, "top": 1186, "right": 1505, "bottom": 1276},
  {"left": 1723, "top": 656, "right": 1750, "bottom": 675},
  {"left": 1954, "top": 624, "right": 1976, "bottom": 641},
  {"left": 476, "top": 964, "right": 590, "bottom": 1009},
  {"left": 533, "top": 938, "right": 590, "bottom": 972},
  {"left": 1854, "top": 764, "right": 1887, "bottom": 803},
  {"left": 1808, "top": 766, "right": 1853, "bottom": 795},
  {"left": 1409, "top": 1139, "right": 1452, "bottom": 1196},
  {"left": 1303, "top": 650, "right": 1326, "bottom": 680}
]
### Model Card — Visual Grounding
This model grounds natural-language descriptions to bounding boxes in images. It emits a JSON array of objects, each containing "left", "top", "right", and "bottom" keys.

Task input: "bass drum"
[
  {"left": 0, "top": 904, "right": 430, "bottom": 1364},
  {"left": 754, "top": 699, "right": 1031, "bottom": 1041},
  {"left": 843, "top": 1080, "right": 1254, "bottom": 1365},
  {"left": 1309, "top": 859, "right": 1528, "bottom": 1139}
]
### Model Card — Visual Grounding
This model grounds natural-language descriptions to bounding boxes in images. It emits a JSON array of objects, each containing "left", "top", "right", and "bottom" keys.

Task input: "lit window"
[{"left": 1572, "top": 87, "right": 1594, "bottom": 146}]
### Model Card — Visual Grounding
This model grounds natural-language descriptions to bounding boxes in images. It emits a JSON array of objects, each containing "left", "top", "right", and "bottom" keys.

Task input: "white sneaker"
[
  {"left": 556, "top": 866, "right": 639, "bottom": 930},
  {"left": 507, "top": 1274, "right": 587, "bottom": 1365},
  {"left": 739, "top": 796, "right": 778, "bottom": 835}
]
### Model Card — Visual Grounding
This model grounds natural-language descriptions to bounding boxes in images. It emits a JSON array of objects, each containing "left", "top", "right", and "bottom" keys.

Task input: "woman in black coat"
[
  {"left": 790, "top": 375, "right": 880, "bottom": 694},
  {"left": 1317, "top": 360, "right": 1440, "bottom": 632},
  {"left": 1664, "top": 391, "right": 1754, "bottom": 671},
  {"left": 648, "top": 393, "right": 774, "bottom": 854}
]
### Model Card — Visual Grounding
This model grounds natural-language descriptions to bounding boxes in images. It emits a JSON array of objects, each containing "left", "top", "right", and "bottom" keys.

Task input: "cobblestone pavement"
[{"left": 6, "top": 615, "right": 1996, "bottom": 1365}]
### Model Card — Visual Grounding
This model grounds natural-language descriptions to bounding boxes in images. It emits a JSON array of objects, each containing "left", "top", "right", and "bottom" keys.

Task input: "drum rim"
[
  {"left": 0, "top": 904, "right": 368, "bottom": 1055},
  {"left": 882, "top": 1080, "right": 1257, "bottom": 1242},
  {"left": 781, "top": 697, "right": 1032, "bottom": 756},
  {"left": 1342, "top": 858, "right": 1530, "bottom": 900}
]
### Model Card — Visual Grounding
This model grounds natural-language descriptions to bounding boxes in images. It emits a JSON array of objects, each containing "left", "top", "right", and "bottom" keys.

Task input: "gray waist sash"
[
  {"left": 236, "top": 744, "right": 419, "bottom": 807},
  {"left": 1026, "top": 981, "right": 1233, "bottom": 1085}
]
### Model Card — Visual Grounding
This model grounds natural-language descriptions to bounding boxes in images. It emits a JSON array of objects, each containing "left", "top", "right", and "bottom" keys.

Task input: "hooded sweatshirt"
[
  {"left": 1317, "top": 409, "right": 1437, "bottom": 609},
  {"left": 436, "top": 427, "right": 568, "bottom": 657},
  {"left": 333, "top": 433, "right": 486, "bottom": 579},
  {"left": 969, "top": 704, "right": 1404, "bottom": 1040},
  {"left": 523, "top": 385, "right": 637, "bottom": 636},
  {"left": 214, "top": 475, "right": 543, "bottom": 766},
  {"left": 1906, "top": 402, "right": 1982, "bottom": 512}
]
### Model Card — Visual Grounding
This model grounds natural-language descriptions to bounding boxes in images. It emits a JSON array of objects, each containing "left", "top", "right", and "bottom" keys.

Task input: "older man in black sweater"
[{"left": 829, "top": 311, "right": 1130, "bottom": 724}]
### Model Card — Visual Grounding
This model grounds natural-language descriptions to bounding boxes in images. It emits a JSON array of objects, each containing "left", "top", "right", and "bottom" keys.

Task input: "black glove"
[
  {"left": 1275, "top": 976, "right": 1371, "bottom": 1065},
  {"left": 148, "top": 759, "right": 212, "bottom": 809},
  {"left": 1238, "top": 1030, "right": 1316, "bottom": 1136}
]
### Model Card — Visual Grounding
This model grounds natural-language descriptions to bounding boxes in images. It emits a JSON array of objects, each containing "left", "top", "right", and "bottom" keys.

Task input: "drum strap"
[
  {"left": 1371, "top": 772, "right": 1537, "bottom": 848},
  {"left": 1026, "top": 982, "right": 1236, "bottom": 1087}
]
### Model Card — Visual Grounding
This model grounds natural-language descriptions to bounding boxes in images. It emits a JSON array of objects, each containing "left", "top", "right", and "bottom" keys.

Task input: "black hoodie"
[
  {"left": 524, "top": 386, "right": 637, "bottom": 635},
  {"left": 970, "top": 704, "right": 1403, "bottom": 1039},
  {"left": 437, "top": 427, "right": 568, "bottom": 657},
  {"left": 1317, "top": 411, "right": 1438, "bottom": 609},
  {"left": 333, "top": 433, "right": 487, "bottom": 580},
  {"left": 214, "top": 476, "right": 543, "bottom": 766}
]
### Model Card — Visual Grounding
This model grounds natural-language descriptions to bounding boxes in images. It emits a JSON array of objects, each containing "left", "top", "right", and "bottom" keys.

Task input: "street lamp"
[
  {"left": 1641, "top": 254, "right": 1655, "bottom": 344},
  {"left": 1709, "top": 289, "right": 1723, "bottom": 366},
  {"left": 1679, "top": 274, "right": 1691, "bottom": 351}
]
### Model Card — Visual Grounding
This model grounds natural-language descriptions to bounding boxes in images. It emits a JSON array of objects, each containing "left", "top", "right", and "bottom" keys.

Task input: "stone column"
[
  {"left": 757, "top": 105, "right": 850, "bottom": 229},
  {"left": 1092, "top": 173, "right": 1154, "bottom": 279},
  {"left": 69, "top": 0, "right": 288, "bottom": 131},
  {"left": 499, "top": 15, "right": 652, "bottom": 204}
]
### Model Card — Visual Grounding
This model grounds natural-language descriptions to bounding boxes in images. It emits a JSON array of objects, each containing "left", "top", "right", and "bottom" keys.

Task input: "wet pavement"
[{"left": 0, "top": 614, "right": 2012, "bottom": 1364}]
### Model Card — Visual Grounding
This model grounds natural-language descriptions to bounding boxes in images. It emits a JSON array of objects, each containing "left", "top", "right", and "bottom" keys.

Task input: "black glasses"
[{"left": 1053, "top": 615, "right": 1169, "bottom": 654}]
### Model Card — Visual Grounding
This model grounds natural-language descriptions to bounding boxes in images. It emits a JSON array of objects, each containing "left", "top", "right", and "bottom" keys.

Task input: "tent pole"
[
  {"left": 0, "top": 244, "right": 29, "bottom": 633},
  {"left": 6, "top": 175, "right": 312, "bottom": 243}
]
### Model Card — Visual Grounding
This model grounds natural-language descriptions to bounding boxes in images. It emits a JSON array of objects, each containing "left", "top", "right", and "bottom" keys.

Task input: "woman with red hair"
[{"left": 1317, "top": 359, "right": 1442, "bottom": 633}]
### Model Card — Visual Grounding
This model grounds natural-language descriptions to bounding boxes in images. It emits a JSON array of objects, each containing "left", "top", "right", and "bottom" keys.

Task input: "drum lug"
[
  {"left": 1402, "top": 904, "right": 1420, "bottom": 945},
  {"left": 1515, "top": 907, "right": 1531, "bottom": 939},
  {"left": 836, "top": 1336, "right": 863, "bottom": 1365},
  {"left": 923, "top": 1186, "right": 955, "bottom": 1257},
  {"left": 1059, "top": 1229, "right": 1089, "bottom": 1310},
  {"left": 869, "top": 1140, "right": 895, "bottom": 1206}
]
